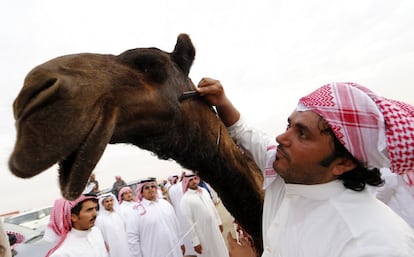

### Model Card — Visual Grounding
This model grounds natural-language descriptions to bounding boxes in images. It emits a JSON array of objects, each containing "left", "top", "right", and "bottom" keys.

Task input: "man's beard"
[{"left": 319, "top": 151, "right": 337, "bottom": 168}]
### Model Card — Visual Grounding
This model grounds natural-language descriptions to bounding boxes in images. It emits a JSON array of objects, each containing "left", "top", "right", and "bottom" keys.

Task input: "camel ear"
[{"left": 171, "top": 33, "right": 195, "bottom": 76}]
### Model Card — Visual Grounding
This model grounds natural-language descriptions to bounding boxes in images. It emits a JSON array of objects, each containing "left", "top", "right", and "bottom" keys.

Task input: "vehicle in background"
[
  {"left": 3, "top": 222, "right": 43, "bottom": 244},
  {"left": 2, "top": 221, "right": 50, "bottom": 257},
  {"left": 12, "top": 236, "right": 53, "bottom": 257},
  {"left": 4, "top": 206, "right": 52, "bottom": 231},
  {"left": 99, "top": 179, "right": 141, "bottom": 198}
]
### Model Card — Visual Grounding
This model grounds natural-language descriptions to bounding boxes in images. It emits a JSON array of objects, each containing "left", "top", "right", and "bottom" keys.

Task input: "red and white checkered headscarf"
[
  {"left": 45, "top": 194, "right": 97, "bottom": 257},
  {"left": 118, "top": 186, "right": 133, "bottom": 204},
  {"left": 298, "top": 82, "right": 414, "bottom": 185},
  {"left": 98, "top": 192, "right": 120, "bottom": 214},
  {"left": 6, "top": 230, "right": 25, "bottom": 250}
]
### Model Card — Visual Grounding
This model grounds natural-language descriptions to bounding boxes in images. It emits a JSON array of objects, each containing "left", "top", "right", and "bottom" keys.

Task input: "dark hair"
[
  {"left": 318, "top": 118, "right": 384, "bottom": 191},
  {"left": 333, "top": 136, "right": 384, "bottom": 191},
  {"left": 71, "top": 194, "right": 98, "bottom": 215}
]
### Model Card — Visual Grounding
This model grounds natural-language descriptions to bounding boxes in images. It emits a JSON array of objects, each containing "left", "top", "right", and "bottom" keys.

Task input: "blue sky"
[{"left": 1, "top": 0, "right": 414, "bottom": 213}]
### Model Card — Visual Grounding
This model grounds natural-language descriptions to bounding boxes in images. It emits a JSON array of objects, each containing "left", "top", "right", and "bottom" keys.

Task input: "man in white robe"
[
  {"left": 180, "top": 173, "right": 229, "bottom": 257},
  {"left": 96, "top": 193, "right": 130, "bottom": 257},
  {"left": 46, "top": 194, "right": 108, "bottom": 257},
  {"left": 197, "top": 78, "right": 414, "bottom": 257},
  {"left": 118, "top": 186, "right": 138, "bottom": 224},
  {"left": 126, "top": 178, "right": 184, "bottom": 257},
  {"left": 168, "top": 173, "right": 198, "bottom": 257},
  {"left": 165, "top": 174, "right": 179, "bottom": 191}
]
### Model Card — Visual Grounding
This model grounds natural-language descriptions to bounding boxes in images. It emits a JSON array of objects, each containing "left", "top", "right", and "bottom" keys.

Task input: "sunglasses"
[{"left": 143, "top": 184, "right": 157, "bottom": 190}]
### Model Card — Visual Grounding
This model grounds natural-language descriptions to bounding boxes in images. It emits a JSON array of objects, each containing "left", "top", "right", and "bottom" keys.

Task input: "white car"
[
  {"left": 4, "top": 206, "right": 52, "bottom": 231},
  {"left": 2, "top": 221, "right": 48, "bottom": 257}
]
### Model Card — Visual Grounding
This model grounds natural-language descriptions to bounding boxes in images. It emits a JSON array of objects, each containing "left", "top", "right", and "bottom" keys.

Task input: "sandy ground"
[{"left": 216, "top": 200, "right": 236, "bottom": 248}]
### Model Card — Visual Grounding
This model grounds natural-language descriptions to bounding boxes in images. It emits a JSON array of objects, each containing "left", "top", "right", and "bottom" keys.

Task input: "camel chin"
[
  {"left": 59, "top": 105, "right": 117, "bottom": 200},
  {"left": 58, "top": 151, "right": 93, "bottom": 201}
]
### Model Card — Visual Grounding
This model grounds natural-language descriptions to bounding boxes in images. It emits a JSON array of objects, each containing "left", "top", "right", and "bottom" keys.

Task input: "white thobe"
[
  {"left": 126, "top": 198, "right": 182, "bottom": 257},
  {"left": 180, "top": 187, "right": 229, "bottom": 257},
  {"left": 49, "top": 227, "right": 108, "bottom": 257},
  {"left": 119, "top": 201, "right": 137, "bottom": 224},
  {"left": 227, "top": 116, "right": 414, "bottom": 257},
  {"left": 375, "top": 168, "right": 414, "bottom": 228},
  {"left": 168, "top": 182, "right": 197, "bottom": 256},
  {"left": 96, "top": 209, "right": 130, "bottom": 257}
]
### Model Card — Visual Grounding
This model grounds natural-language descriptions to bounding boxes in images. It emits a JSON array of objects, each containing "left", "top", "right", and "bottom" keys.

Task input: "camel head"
[
  {"left": 10, "top": 34, "right": 264, "bottom": 250},
  {"left": 9, "top": 34, "right": 198, "bottom": 199}
]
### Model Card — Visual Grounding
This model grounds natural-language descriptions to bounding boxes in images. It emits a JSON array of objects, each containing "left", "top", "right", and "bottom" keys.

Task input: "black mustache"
[{"left": 277, "top": 145, "right": 289, "bottom": 160}]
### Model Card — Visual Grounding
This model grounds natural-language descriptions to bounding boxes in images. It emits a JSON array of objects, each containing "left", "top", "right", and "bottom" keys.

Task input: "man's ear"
[
  {"left": 331, "top": 157, "right": 357, "bottom": 176},
  {"left": 71, "top": 213, "right": 78, "bottom": 224}
]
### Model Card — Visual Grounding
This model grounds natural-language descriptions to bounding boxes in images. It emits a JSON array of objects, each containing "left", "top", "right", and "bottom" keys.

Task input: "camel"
[{"left": 9, "top": 33, "right": 264, "bottom": 251}]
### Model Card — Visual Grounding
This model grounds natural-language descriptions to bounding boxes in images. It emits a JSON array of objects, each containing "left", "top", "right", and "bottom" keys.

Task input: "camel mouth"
[
  {"left": 58, "top": 145, "right": 92, "bottom": 200},
  {"left": 58, "top": 103, "right": 117, "bottom": 200}
]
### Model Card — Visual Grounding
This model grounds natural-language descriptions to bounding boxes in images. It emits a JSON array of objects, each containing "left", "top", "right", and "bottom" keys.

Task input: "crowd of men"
[{"left": 42, "top": 171, "right": 228, "bottom": 257}]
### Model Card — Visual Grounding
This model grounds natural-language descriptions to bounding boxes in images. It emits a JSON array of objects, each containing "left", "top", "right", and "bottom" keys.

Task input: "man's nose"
[{"left": 276, "top": 130, "right": 290, "bottom": 146}]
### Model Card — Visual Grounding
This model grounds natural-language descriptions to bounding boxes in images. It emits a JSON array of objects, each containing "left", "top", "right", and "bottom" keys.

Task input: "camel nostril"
[
  {"left": 27, "top": 78, "right": 57, "bottom": 103},
  {"left": 14, "top": 77, "right": 59, "bottom": 120}
]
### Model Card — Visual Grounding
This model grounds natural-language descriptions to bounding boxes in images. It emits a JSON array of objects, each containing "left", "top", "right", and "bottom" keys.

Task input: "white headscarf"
[{"left": 98, "top": 193, "right": 120, "bottom": 214}]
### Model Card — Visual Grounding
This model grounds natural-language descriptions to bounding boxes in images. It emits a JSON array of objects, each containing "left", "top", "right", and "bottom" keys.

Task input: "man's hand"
[
  {"left": 180, "top": 244, "right": 185, "bottom": 255},
  {"left": 227, "top": 232, "right": 257, "bottom": 257},
  {"left": 197, "top": 78, "right": 227, "bottom": 107},
  {"left": 197, "top": 77, "right": 240, "bottom": 127},
  {"left": 194, "top": 244, "right": 203, "bottom": 254}
]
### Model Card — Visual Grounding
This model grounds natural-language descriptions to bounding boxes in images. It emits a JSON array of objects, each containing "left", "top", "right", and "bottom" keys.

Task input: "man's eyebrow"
[
  {"left": 295, "top": 122, "right": 311, "bottom": 133},
  {"left": 289, "top": 117, "right": 312, "bottom": 134},
  {"left": 86, "top": 204, "right": 98, "bottom": 211}
]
